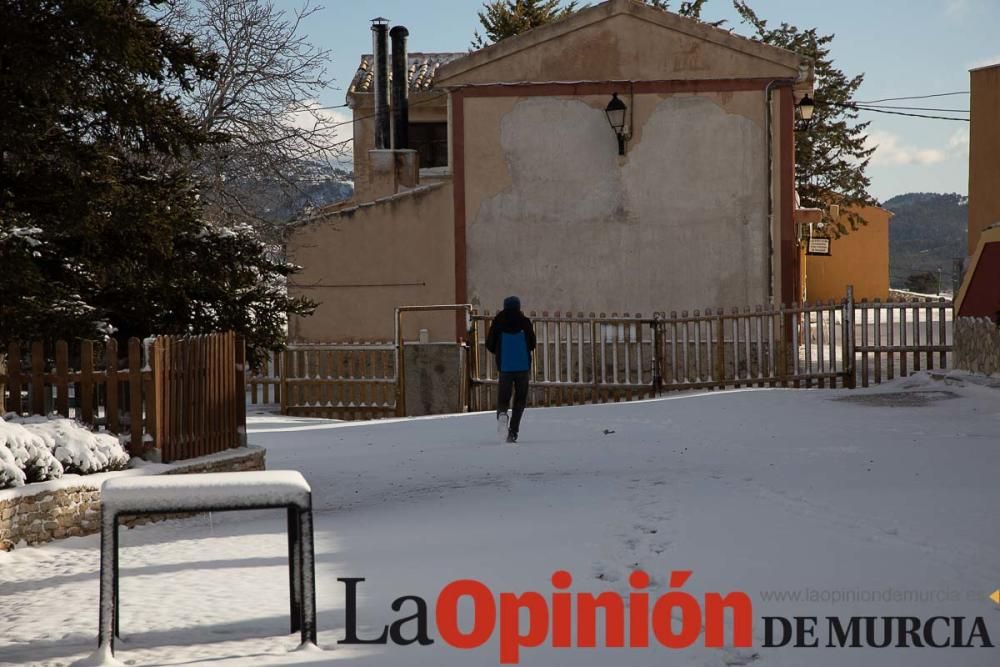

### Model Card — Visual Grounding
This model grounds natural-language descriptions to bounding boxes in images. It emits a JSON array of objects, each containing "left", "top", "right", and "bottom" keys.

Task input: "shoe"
[
  {"left": 497, "top": 412, "right": 509, "bottom": 439},
  {"left": 506, "top": 431, "right": 518, "bottom": 444}
]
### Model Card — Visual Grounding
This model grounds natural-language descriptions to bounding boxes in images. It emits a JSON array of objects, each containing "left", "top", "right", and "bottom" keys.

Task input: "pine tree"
[
  {"left": 643, "top": 0, "right": 708, "bottom": 18},
  {"left": 472, "top": 0, "right": 580, "bottom": 47},
  {"left": 733, "top": 2, "right": 877, "bottom": 234},
  {"left": 0, "top": 0, "right": 314, "bottom": 358}
]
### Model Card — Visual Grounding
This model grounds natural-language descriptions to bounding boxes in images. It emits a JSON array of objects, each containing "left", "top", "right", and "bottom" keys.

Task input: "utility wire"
[
  {"left": 857, "top": 104, "right": 969, "bottom": 113},
  {"left": 828, "top": 101, "right": 969, "bottom": 122},
  {"left": 327, "top": 93, "right": 449, "bottom": 139},
  {"left": 851, "top": 106, "right": 969, "bottom": 121},
  {"left": 852, "top": 91, "right": 969, "bottom": 104}
]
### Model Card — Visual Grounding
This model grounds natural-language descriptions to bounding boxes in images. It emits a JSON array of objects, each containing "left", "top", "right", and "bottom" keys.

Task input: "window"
[{"left": 409, "top": 122, "right": 448, "bottom": 168}]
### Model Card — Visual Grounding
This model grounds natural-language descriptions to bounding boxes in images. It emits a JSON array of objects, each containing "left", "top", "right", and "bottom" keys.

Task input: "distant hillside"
[
  {"left": 256, "top": 163, "right": 354, "bottom": 222},
  {"left": 883, "top": 192, "right": 967, "bottom": 293}
]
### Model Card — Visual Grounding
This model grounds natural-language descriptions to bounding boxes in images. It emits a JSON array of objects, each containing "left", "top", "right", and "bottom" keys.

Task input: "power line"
[
  {"left": 828, "top": 101, "right": 969, "bottom": 122},
  {"left": 327, "top": 93, "right": 449, "bottom": 140},
  {"left": 853, "top": 91, "right": 969, "bottom": 104},
  {"left": 851, "top": 105, "right": 969, "bottom": 122},
  {"left": 859, "top": 104, "right": 969, "bottom": 113}
]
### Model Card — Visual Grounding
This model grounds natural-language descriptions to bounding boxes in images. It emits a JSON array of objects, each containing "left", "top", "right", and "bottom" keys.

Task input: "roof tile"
[{"left": 347, "top": 52, "right": 465, "bottom": 100}]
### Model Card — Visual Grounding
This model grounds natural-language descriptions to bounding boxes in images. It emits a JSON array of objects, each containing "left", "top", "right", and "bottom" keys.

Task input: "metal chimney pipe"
[
  {"left": 371, "top": 18, "right": 390, "bottom": 149},
  {"left": 390, "top": 26, "right": 410, "bottom": 150}
]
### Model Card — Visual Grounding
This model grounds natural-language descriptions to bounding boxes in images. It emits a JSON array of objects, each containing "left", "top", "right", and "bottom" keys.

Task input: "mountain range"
[{"left": 883, "top": 192, "right": 967, "bottom": 293}]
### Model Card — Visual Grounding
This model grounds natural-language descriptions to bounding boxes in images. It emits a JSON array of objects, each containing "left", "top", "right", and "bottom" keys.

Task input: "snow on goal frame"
[{"left": 92, "top": 471, "right": 317, "bottom": 660}]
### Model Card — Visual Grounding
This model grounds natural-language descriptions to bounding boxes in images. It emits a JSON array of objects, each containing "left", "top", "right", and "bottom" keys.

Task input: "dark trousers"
[{"left": 497, "top": 371, "right": 530, "bottom": 435}]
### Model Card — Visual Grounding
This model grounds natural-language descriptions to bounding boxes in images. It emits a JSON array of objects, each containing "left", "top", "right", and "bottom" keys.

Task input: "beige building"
[{"left": 287, "top": 0, "right": 813, "bottom": 342}]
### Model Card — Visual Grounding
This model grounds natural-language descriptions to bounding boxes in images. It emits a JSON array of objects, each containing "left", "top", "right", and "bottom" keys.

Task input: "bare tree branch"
[{"left": 169, "top": 0, "right": 350, "bottom": 240}]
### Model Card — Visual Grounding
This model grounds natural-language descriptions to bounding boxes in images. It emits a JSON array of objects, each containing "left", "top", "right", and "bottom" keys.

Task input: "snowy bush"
[
  {"left": 0, "top": 418, "right": 64, "bottom": 486},
  {"left": 0, "top": 444, "right": 26, "bottom": 488},
  {"left": 0, "top": 415, "right": 129, "bottom": 488}
]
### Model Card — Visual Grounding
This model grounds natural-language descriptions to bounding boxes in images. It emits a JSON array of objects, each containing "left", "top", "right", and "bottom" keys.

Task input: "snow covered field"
[{"left": 2, "top": 372, "right": 999, "bottom": 666}]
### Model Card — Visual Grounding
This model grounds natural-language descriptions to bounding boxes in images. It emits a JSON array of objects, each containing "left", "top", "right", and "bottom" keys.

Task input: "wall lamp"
[
  {"left": 796, "top": 94, "right": 815, "bottom": 130},
  {"left": 605, "top": 93, "right": 631, "bottom": 155}
]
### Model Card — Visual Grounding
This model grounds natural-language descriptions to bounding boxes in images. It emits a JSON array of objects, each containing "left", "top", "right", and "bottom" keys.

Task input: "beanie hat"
[{"left": 503, "top": 295, "right": 521, "bottom": 311}]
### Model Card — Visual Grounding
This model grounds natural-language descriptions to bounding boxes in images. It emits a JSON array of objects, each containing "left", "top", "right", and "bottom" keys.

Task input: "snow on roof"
[{"left": 101, "top": 470, "right": 311, "bottom": 512}]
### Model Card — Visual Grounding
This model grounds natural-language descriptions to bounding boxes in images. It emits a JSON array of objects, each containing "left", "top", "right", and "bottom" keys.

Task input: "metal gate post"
[
  {"left": 288, "top": 506, "right": 302, "bottom": 633},
  {"left": 299, "top": 506, "right": 318, "bottom": 646},
  {"left": 652, "top": 315, "right": 663, "bottom": 395},
  {"left": 394, "top": 304, "right": 472, "bottom": 418},
  {"left": 844, "top": 285, "right": 856, "bottom": 388}
]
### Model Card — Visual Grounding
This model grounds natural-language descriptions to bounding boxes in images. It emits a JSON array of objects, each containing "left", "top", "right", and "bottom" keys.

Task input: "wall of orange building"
[
  {"left": 805, "top": 206, "right": 891, "bottom": 303},
  {"left": 969, "top": 65, "right": 1000, "bottom": 257}
]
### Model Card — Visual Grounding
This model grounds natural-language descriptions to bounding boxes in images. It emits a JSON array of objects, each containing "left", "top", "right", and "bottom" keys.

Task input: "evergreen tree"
[
  {"left": 904, "top": 271, "right": 939, "bottom": 295},
  {"left": 734, "top": 2, "right": 877, "bottom": 234},
  {"left": 0, "top": 0, "right": 314, "bottom": 359},
  {"left": 472, "top": 0, "right": 580, "bottom": 48},
  {"left": 643, "top": 0, "right": 708, "bottom": 18}
]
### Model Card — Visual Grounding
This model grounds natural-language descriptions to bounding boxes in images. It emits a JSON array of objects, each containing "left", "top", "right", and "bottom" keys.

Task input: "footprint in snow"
[
  {"left": 592, "top": 563, "right": 620, "bottom": 583},
  {"left": 722, "top": 649, "right": 761, "bottom": 665}
]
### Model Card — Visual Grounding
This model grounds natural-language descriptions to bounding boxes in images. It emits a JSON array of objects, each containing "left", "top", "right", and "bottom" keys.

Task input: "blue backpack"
[{"left": 500, "top": 331, "right": 531, "bottom": 372}]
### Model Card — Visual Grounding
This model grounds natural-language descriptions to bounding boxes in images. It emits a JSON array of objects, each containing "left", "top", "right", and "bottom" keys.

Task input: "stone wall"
[
  {"left": 954, "top": 316, "right": 1000, "bottom": 376},
  {"left": 0, "top": 446, "right": 265, "bottom": 550}
]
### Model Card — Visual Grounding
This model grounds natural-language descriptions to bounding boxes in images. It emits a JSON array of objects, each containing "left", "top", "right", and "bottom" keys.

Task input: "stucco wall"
[
  {"left": 462, "top": 92, "right": 771, "bottom": 315},
  {"left": 969, "top": 66, "right": 1000, "bottom": 257},
  {"left": 287, "top": 182, "right": 456, "bottom": 342},
  {"left": 806, "top": 206, "right": 890, "bottom": 303},
  {"left": 436, "top": 6, "right": 801, "bottom": 86},
  {"left": 403, "top": 342, "right": 465, "bottom": 416}
]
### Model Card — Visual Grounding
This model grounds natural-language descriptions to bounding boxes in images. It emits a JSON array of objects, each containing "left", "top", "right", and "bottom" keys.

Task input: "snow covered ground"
[{"left": 1, "top": 372, "right": 999, "bottom": 666}]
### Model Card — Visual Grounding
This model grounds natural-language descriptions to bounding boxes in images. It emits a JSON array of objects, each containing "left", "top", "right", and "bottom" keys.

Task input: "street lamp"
[
  {"left": 605, "top": 93, "right": 629, "bottom": 155},
  {"left": 796, "top": 94, "right": 816, "bottom": 129}
]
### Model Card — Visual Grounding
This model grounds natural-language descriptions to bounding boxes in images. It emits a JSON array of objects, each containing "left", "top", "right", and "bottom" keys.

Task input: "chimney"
[
  {"left": 390, "top": 26, "right": 410, "bottom": 150},
  {"left": 371, "top": 17, "right": 390, "bottom": 150}
]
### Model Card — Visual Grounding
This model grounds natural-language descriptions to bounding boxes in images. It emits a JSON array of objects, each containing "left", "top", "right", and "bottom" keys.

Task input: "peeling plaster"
[{"left": 469, "top": 95, "right": 767, "bottom": 314}]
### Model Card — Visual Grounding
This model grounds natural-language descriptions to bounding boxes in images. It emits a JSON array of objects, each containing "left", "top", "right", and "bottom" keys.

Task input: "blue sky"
[{"left": 290, "top": 0, "right": 999, "bottom": 201}]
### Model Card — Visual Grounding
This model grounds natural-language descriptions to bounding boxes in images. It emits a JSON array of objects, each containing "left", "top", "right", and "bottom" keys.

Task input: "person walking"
[{"left": 485, "top": 296, "right": 536, "bottom": 443}]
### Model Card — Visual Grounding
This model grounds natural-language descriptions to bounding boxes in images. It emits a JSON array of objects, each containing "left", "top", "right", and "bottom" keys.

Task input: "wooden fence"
[
  {"left": 0, "top": 332, "right": 245, "bottom": 463},
  {"left": 153, "top": 333, "right": 246, "bottom": 463},
  {"left": 469, "top": 291, "right": 953, "bottom": 409},
  {"left": 248, "top": 343, "right": 396, "bottom": 420},
  {"left": 469, "top": 313, "right": 659, "bottom": 411},
  {"left": 238, "top": 291, "right": 953, "bottom": 421},
  {"left": 852, "top": 297, "right": 951, "bottom": 387}
]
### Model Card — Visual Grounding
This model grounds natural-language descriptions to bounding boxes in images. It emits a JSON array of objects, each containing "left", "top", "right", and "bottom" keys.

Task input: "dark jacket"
[{"left": 486, "top": 308, "right": 536, "bottom": 373}]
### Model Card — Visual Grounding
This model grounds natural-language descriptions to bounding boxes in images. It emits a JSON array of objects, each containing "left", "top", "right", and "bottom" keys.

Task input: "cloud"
[
  {"left": 946, "top": 0, "right": 971, "bottom": 16},
  {"left": 866, "top": 131, "right": 948, "bottom": 167},
  {"left": 948, "top": 127, "right": 969, "bottom": 150},
  {"left": 285, "top": 101, "right": 354, "bottom": 165}
]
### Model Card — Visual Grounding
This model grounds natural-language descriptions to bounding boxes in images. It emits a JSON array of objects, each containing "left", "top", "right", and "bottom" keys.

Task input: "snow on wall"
[{"left": 0, "top": 446, "right": 265, "bottom": 550}]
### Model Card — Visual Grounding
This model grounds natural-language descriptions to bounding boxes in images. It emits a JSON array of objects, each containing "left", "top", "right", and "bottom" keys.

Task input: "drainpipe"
[
  {"left": 390, "top": 26, "right": 410, "bottom": 150},
  {"left": 764, "top": 79, "right": 795, "bottom": 303},
  {"left": 371, "top": 18, "right": 390, "bottom": 149}
]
